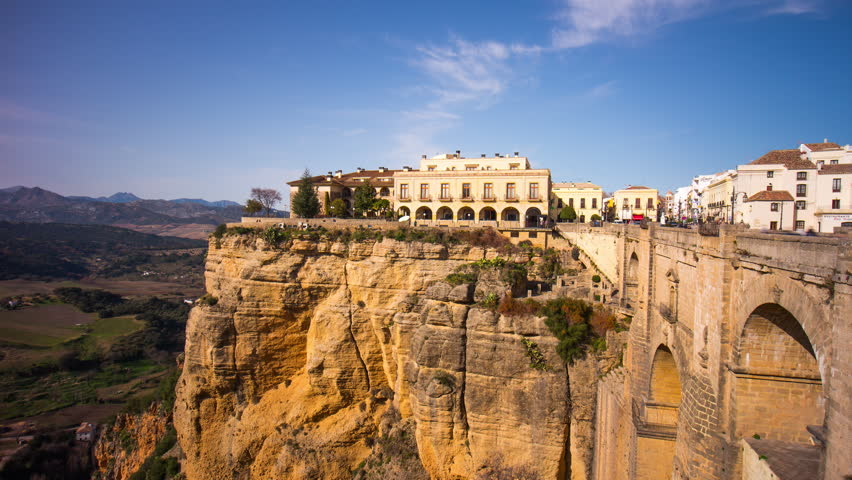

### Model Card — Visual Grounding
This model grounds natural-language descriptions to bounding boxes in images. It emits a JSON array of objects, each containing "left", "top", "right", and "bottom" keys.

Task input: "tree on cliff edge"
[
  {"left": 250, "top": 187, "right": 283, "bottom": 217},
  {"left": 291, "top": 170, "right": 320, "bottom": 218}
]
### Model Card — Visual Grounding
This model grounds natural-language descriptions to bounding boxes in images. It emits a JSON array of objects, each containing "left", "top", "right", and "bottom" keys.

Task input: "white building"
[{"left": 734, "top": 142, "right": 851, "bottom": 231}]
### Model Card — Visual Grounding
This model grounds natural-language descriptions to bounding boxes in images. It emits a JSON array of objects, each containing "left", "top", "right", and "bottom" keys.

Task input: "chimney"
[
  {"left": 403, "top": 166, "right": 411, "bottom": 172},
  {"left": 378, "top": 166, "right": 386, "bottom": 173},
  {"left": 825, "top": 138, "right": 828, "bottom": 143},
  {"left": 356, "top": 167, "right": 364, "bottom": 173},
  {"left": 495, "top": 153, "right": 501, "bottom": 157},
  {"left": 481, "top": 154, "right": 486, "bottom": 158},
  {"left": 514, "top": 151, "right": 519, "bottom": 157},
  {"left": 421, "top": 154, "right": 427, "bottom": 159},
  {"left": 455, "top": 150, "right": 461, "bottom": 158},
  {"left": 335, "top": 170, "right": 343, "bottom": 178},
  {"left": 325, "top": 172, "right": 332, "bottom": 181}
]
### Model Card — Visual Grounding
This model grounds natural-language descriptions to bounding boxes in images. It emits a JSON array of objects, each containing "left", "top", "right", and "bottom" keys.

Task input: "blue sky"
[{"left": 2, "top": 0, "right": 850, "bottom": 204}]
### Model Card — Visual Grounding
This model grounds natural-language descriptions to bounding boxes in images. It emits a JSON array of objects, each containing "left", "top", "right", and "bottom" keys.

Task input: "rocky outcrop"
[
  {"left": 174, "top": 234, "right": 622, "bottom": 480},
  {"left": 94, "top": 404, "right": 169, "bottom": 480}
]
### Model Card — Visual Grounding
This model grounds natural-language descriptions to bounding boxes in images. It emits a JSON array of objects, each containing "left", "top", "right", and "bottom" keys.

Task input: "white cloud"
[
  {"left": 585, "top": 80, "right": 619, "bottom": 99},
  {"left": 764, "top": 0, "right": 821, "bottom": 15}
]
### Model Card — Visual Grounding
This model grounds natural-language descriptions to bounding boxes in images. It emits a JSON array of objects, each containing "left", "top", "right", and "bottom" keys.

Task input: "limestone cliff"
[
  {"left": 94, "top": 404, "right": 169, "bottom": 480},
  {"left": 174, "top": 234, "right": 623, "bottom": 480}
]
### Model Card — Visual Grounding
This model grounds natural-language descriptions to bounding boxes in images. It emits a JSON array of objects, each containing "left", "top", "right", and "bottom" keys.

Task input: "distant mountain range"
[{"left": 0, "top": 186, "right": 286, "bottom": 238}]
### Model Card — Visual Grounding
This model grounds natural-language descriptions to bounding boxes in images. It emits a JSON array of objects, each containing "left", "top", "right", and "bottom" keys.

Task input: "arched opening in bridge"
[
  {"left": 479, "top": 207, "right": 497, "bottom": 221},
  {"left": 636, "top": 345, "right": 681, "bottom": 480},
  {"left": 502, "top": 207, "right": 520, "bottom": 222},
  {"left": 458, "top": 207, "right": 475, "bottom": 221},
  {"left": 415, "top": 206, "right": 432, "bottom": 220},
  {"left": 627, "top": 252, "right": 639, "bottom": 282},
  {"left": 734, "top": 303, "right": 824, "bottom": 444},
  {"left": 436, "top": 206, "right": 453, "bottom": 221}
]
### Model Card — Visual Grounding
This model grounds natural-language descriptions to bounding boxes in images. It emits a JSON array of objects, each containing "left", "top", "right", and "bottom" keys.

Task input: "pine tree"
[
  {"left": 353, "top": 180, "right": 377, "bottom": 217},
  {"left": 291, "top": 170, "right": 321, "bottom": 218}
]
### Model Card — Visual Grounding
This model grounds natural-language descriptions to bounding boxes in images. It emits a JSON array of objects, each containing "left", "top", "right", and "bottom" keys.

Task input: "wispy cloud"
[
  {"left": 764, "top": 0, "right": 821, "bottom": 15},
  {"left": 585, "top": 80, "right": 619, "bottom": 99}
]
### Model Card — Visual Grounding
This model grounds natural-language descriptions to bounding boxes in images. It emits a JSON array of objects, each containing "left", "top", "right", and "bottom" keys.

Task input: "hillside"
[
  {"left": 0, "top": 222, "right": 206, "bottom": 282},
  {"left": 0, "top": 187, "right": 245, "bottom": 228}
]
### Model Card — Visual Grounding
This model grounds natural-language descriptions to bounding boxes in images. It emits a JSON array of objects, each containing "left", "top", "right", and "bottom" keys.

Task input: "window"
[
  {"left": 569, "top": 198, "right": 574, "bottom": 207},
  {"left": 796, "top": 184, "right": 807, "bottom": 197},
  {"left": 767, "top": 184, "right": 773, "bottom": 191},
  {"left": 767, "top": 171, "right": 774, "bottom": 178},
  {"left": 833, "top": 178, "right": 841, "bottom": 192},
  {"left": 399, "top": 184, "right": 409, "bottom": 199},
  {"left": 592, "top": 198, "right": 597, "bottom": 209},
  {"left": 528, "top": 232, "right": 538, "bottom": 239},
  {"left": 557, "top": 199, "right": 563, "bottom": 209},
  {"left": 420, "top": 183, "right": 429, "bottom": 199},
  {"left": 818, "top": 160, "right": 824, "bottom": 167},
  {"left": 622, "top": 199, "right": 628, "bottom": 207},
  {"left": 770, "top": 203, "right": 779, "bottom": 212},
  {"left": 506, "top": 183, "right": 516, "bottom": 199},
  {"left": 509, "top": 163, "right": 519, "bottom": 170},
  {"left": 466, "top": 165, "right": 477, "bottom": 171},
  {"left": 795, "top": 201, "right": 806, "bottom": 210},
  {"left": 797, "top": 172, "right": 807, "bottom": 180},
  {"left": 580, "top": 198, "right": 586, "bottom": 208},
  {"left": 580, "top": 215, "right": 585, "bottom": 223},
  {"left": 529, "top": 183, "right": 539, "bottom": 199},
  {"left": 440, "top": 183, "right": 450, "bottom": 199},
  {"left": 796, "top": 220, "right": 805, "bottom": 230},
  {"left": 427, "top": 165, "right": 436, "bottom": 171},
  {"left": 770, "top": 221, "right": 778, "bottom": 230},
  {"left": 510, "top": 231, "right": 519, "bottom": 238},
  {"left": 635, "top": 198, "right": 641, "bottom": 209},
  {"left": 832, "top": 199, "right": 840, "bottom": 209},
  {"left": 831, "top": 159, "right": 839, "bottom": 165},
  {"left": 647, "top": 198, "right": 654, "bottom": 209},
  {"left": 483, "top": 183, "right": 494, "bottom": 199},
  {"left": 462, "top": 183, "right": 471, "bottom": 199}
]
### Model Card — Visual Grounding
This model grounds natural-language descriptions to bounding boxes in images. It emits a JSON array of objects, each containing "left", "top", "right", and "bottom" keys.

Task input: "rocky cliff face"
[
  {"left": 174, "top": 234, "right": 622, "bottom": 480},
  {"left": 95, "top": 404, "right": 169, "bottom": 480}
]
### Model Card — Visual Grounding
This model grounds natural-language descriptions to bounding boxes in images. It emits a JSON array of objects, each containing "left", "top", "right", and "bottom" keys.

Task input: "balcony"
[
  {"left": 482, "top": 196, "right": 496, "bottom": 202},
  {"left": 419, "top": 196, "right": 432, "bottom": 202},
  {"left": 398, "top": 196, "right": 411, "bottom": 202},
  {"left": 527, "top": 195, "right": 542, "bottom": 202},
  {"left": 460, "top": 196, "right": 474, "bottom": 202},
  {"left": 505, "top": 196, "right": 519, "bottom": 202},
  {"left": 439, "top": 196, "right": 453, "bottom": 202}
]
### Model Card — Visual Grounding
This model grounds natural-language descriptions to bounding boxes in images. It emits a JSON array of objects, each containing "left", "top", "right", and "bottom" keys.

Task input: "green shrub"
[
  {"left": 198, "top": 294, "right": 218, "bottom": 306},
  {"left": 594, "top": 294, "right": 601, "bottom": 302},
  {"left": 480, "top": 292, "right": 500, "bottom": 309},
  {"left": 541, "top": 297, "right": 595, "bottom": 365},
  {"left": 591, "top": 274, "right": 601, "bottom": 283},
  {"left": 521, "top": 337, "right": 550, "bottom": 371},
  {"left": 445, "top": 272, "right": 477, "bottom": 285},
  {"left": 212, "top": 223, "right": 227, "bottom": 239}
]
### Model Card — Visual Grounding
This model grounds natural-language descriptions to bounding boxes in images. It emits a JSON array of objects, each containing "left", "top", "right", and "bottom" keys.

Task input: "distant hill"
[
  {"left": 0, "top": 187, "right": 250, "bottom": 231},
  {"left": 0, "top": 221, "right": 206, "bottom": 281},
  {"left": 171, "top": 198, "right": 241, "bottom": 208}
]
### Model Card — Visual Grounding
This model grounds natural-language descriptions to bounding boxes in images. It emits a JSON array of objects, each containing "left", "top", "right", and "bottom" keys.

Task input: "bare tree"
[{"left": 250, "top": 188, "right": 282, "bottom": 217}]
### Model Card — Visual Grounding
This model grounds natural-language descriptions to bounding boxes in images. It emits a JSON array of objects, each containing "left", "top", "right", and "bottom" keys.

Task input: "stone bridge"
[{"left": 557, "top": 223, "right": 852, "bottom": 480}]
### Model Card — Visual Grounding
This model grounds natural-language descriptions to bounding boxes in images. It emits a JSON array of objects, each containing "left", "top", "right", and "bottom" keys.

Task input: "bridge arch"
[
  {"left": 733, "top": 302, "right": 825, "bottom": 445},
  {"left": 636, "top": 344, "right": 682, "bottom": 480}
]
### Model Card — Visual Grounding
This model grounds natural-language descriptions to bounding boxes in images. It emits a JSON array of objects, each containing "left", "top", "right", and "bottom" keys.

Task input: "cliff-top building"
[
  {"left": 612, "top": 185, "right": 659, "bottom": 222},
  {"left": 393, "top": 152, "right": 551, "bottom": 229},
  {"left": 287, "top": 167, "right": 398, "bottom": 217},
  {"left": 550, "top": 182, "right": 604, "bottom": 223}
]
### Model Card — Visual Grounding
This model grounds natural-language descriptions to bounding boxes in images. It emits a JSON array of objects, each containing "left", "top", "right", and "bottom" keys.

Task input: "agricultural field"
[
  {"left": 0, "top": 304, "right": 92, "bottom": 347},
  {"left": 0, "top": 278, "right": 204, "bottom": 299}
]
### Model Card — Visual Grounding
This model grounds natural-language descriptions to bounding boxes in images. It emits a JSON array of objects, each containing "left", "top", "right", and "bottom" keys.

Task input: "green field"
[
  {"left": 0, "top": 304, "right": 93, "bottom": 347},
  {"left": 88, "top": 316, "right": 144, "bottom": 342}
]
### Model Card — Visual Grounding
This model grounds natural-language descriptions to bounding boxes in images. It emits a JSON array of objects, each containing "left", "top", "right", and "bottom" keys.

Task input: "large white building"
[{"left": 734, "top": 142, "right": 851, "bottom": 231}]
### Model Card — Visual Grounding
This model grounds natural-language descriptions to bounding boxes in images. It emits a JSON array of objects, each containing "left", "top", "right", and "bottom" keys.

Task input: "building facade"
[
  {"left": 393, "top": 152, "right": 551, "bottom": 228},
  {"left": 734, "top": 142, "right": 851, "bottom": 231},
  {"left": 550, "top": 182, "right": 604, "bottom": 222},
  {"left": 702, "top": 171, "right": 736, "bottom": 222},
  {"left": 287, "top": 167, "right": 397, "bottom": 218},
  {"left": 612, "top": 186, "right": 659, "bottom": 222}
]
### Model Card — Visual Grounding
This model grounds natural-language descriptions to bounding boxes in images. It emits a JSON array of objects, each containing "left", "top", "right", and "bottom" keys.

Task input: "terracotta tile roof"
[
  {"left": 818, "top": 164, "right": 852, "bottom": 175},
  {"left": 747, "top": 190, "right": 794, "bottom": 202},
  {"left": 749, "top": 150, "right": 816, "bottom": 170},
  {"left": 804, "top": 142, "right": 842, "bottom": 151},
  {"left": 625, "top": 185, "right": 653, "bottom": 190},
  {"left": 287, "top": 169, "right": 399, "bottom": 187}
]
